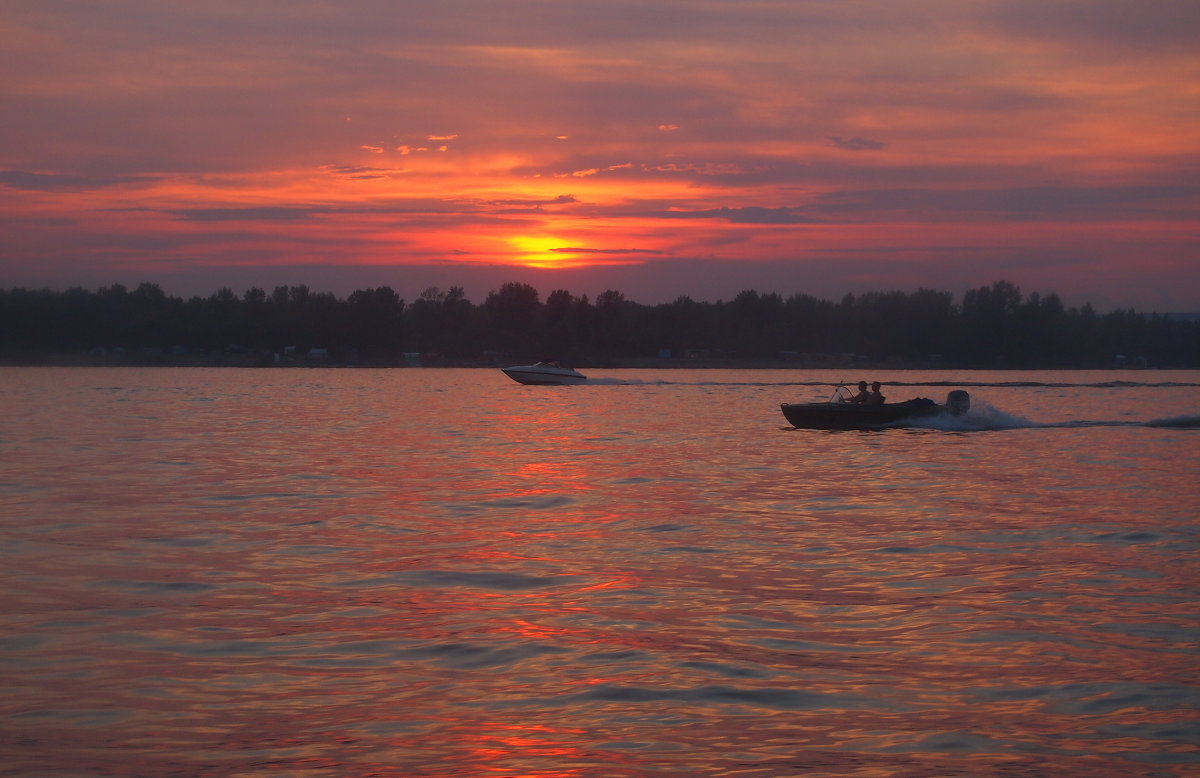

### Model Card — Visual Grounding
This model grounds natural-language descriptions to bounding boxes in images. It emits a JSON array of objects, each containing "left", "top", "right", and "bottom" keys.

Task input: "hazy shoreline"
[{"left": 0, "top": 354, "right": 1171, "bottom": 371}]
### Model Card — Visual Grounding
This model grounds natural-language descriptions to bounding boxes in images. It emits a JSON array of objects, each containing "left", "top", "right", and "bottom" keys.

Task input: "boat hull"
[
  {"left": 501, "top": 365, "right": 587, "bottom": 385},
  {"left": 780, "top": 400, "right": 947, "bottom": 430}
]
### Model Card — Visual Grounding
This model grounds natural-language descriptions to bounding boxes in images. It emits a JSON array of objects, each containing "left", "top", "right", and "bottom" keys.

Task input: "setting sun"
[{"left": 508, "top": 235, "right": 576, "bottom": 268}]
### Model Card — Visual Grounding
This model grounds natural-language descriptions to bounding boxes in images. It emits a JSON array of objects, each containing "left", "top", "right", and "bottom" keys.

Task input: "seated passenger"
[{"left": 866, "top": 381, "right": 886, "bottom": 405}]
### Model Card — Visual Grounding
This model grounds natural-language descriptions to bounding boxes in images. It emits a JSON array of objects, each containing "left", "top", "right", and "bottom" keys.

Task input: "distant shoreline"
[
  {"left": 0, "top": 354, "right": 1177, "bottom": 371},
  {"left": 5, "top": 281, "right": 1195, "bottom": 369}
]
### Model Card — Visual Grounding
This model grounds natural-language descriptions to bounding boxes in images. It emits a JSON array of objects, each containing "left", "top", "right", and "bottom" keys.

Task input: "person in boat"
[
  {"left": 844, "top": 381, "right": 870, "bottom": 404},
  {"left": 866, "top": 381, "right": 886, "bottom": 405}
]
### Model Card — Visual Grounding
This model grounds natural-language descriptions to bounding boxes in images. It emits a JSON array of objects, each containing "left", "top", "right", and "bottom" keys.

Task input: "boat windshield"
[{"left": 829, "top": 384, "right": 853, "bottom": 404}]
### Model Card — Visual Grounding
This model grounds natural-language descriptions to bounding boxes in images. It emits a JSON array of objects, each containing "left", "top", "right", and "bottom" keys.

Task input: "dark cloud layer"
[
  {"left": 982, "top": 0, "right": 1200, "bottom": 50},
  {"left": 657, "top": 207, "right": 822, "bottom": 225},
  {"left": 0, "top": 170, "right": 156, "bottom": 191},
  {"left": 827, "top": 137, "right": 887, "bottom": 151}
]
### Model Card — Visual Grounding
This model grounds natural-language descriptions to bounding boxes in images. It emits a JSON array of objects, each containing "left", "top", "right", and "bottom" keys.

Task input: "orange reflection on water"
[
  {"left": 4, "top": 369, "right": 1198, "bottom": 776},
  {"left": 404, "top": 719, "right": 636, "bottom": 778}
]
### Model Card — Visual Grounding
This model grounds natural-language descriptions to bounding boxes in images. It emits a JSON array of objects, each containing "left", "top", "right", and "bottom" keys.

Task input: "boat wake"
[
  {"left": 901, "top": 403, "right": 1200, "bottom": 431},
  {"left": 897, "top": 379, "right": 1200, "bottom": 389},
  {"left": 584, "top": 377, "right": 786, "bottom": 386},
  {"left": 583, "top": 377, "right": 1200, "bottom": 389},
  {"left": 901, "top": 402, "right": 1033, "bottom": 431},
  {"left": 1144, "top": 414, "right": 1200, "bottom": 429}
]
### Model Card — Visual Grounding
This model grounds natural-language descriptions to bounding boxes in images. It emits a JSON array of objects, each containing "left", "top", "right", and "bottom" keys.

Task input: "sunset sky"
[{"left": 2, "top": 0, "right": 1198, "bottom": 310}]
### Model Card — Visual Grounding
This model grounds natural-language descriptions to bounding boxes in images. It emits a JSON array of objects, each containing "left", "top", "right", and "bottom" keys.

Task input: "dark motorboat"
[{"left": 781, "top": 389, "right": 971, "bottom": 430}]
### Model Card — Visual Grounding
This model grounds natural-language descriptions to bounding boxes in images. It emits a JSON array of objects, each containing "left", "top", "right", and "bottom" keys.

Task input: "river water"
[{"left": 1, "top": 367, "right": 1197, "bottom": 776}]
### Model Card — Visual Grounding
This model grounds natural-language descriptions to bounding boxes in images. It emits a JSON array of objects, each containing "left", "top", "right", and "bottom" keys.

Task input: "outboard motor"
[{"left": 946, "top": 390, "right": 971, "bottom": 415}]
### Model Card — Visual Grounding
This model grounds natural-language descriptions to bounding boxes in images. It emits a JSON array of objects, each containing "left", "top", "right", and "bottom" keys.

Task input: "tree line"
[{"left": 1, "top": 280, "right": 1196, "bottom": 368}]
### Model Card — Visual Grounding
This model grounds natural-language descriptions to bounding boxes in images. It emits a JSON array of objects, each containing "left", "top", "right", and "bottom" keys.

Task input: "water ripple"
[{"left": 2, "top": 367, "right": 1197, "bottom": 776}]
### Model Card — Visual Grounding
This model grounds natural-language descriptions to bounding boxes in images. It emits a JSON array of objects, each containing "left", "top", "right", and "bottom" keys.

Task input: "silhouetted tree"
[
  {"left": 2, "top": 279, "right": 1197, "bottom": 367},
  {"left": 347, "top": 286, "right": 404, "bottom": 361},
  {"left": 484, "top": 282, "right": 541, "bottom": 354},
  {"left": 958, "top": 280, "right": 1024, "bottom": 364}
]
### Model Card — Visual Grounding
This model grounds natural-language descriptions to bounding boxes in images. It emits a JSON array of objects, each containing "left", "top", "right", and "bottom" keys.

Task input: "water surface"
[{"left": 1, "top": 368, "right": 1197, "bottom": 776}]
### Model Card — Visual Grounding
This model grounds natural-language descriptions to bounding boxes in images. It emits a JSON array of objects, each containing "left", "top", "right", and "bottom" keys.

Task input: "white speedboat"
[{"left": 501, "top": 361, "right": 587, "bottom": 385}]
